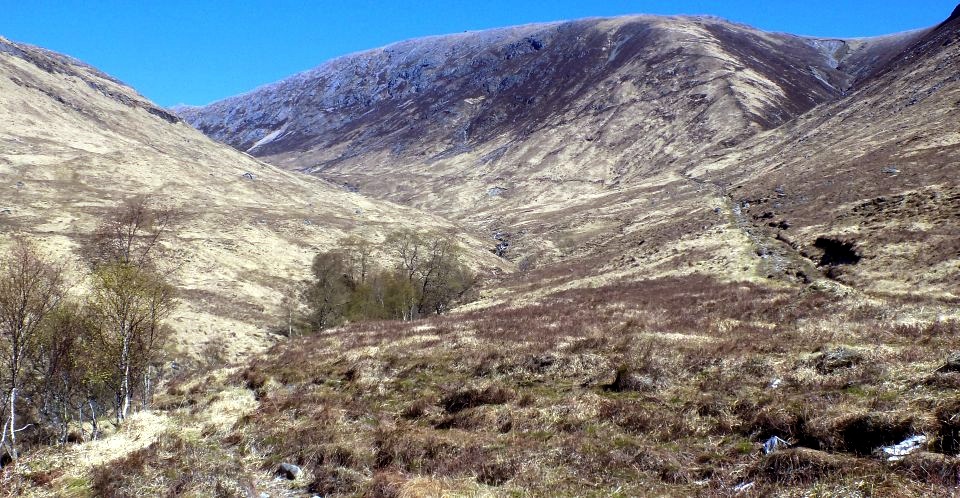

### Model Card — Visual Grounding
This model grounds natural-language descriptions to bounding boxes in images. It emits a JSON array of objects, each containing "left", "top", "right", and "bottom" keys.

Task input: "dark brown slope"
[
  {"left": 177, "top": 16, "right": 921, "bottom": 169},
  {"left": 699, "top": 10, "right": 960, "bottom": 297}
]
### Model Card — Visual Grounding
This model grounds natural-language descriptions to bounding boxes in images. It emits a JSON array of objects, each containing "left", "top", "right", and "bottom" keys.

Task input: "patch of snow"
[
  {"left": 249, "top": 127, "right": 287, "bottom": 151},
  {"left": 732, "top": 481, "right": 755, "bottom": 493},
  {"left": 806, "top": 39, "right": 846, "bottom": 69},
  {"left": 487, "top": 186, "right": 508, "bottom": 197},
  {"left": 809, "top": 66, "right": 836, "bottom": 91}
]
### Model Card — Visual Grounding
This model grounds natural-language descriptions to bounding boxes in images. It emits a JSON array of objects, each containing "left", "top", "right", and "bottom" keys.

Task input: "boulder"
[
  {"left": 277, "top": 462, "right": 302, "bottom": 480},
  {"left": 935, "top": 352, "right": 960, "bottom": 373},
  {"left": 815, "top": 347, "right": 863, "bottom": 374}
]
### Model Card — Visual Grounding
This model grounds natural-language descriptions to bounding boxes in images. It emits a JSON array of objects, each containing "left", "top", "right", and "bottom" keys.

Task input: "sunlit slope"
[{"left": 0, "top": 37, "right": 505, "bottom": 358}]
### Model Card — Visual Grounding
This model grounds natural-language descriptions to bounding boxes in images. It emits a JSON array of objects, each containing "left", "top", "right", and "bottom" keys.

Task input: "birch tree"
[
  {"left": 84, "top": 195, "right": 175, "bottom": 270},
  {"left": 83, "top": 197, "right": 177, "bottom": 424},
  {"left": 0, "top": 239, "right": 64, "bottom": 460},
  {"left": 88, "top": 263, "right": 174, "bottom": 424}
]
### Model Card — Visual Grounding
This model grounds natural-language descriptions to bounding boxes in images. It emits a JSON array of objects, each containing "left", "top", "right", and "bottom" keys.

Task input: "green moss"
[
  {"left": 734, "top": 438, "right": 755, "bottom": 454},
  {"left": 843, "top": 385, "right": 869, "bottom": 397},
  {"left": 63, "top": 476, "right": 92, "bottom": 496}
]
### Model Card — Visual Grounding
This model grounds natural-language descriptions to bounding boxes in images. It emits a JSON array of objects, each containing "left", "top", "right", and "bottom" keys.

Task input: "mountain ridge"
[{"left": 174, "top": 14, "right": 930, "bottom": 271}]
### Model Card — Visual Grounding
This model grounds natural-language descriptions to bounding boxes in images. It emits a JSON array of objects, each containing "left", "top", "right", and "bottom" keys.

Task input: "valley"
[{"left": 1, "top": 4, "right": 959, "bottom": 497}]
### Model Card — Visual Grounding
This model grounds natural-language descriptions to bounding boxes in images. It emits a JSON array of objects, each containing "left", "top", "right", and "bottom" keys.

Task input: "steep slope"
[
  {"left": 690, "top": 10, "right": 960, "bottom": 297},
  {"left": 177, "top": 15, "right": 924, "bottom": 276},
  {"left": 0, "top": 37, "right": 504, "bottom": 358}
]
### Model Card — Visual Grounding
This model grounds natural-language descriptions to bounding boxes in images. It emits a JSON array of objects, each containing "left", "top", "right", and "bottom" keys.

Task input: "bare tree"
[
  {"left": 388, "top": 232, "right": 476, "bottom": 317},
  {"left": 32, "top": 303, "right": 94, "bottom": 445},
  {"left": 84, "top": 195, "right": 176, "bottom": 270},
  {"left": 415, "top": 237, "right": 477, "bottom": 316},
  {"left": 341, "top": 236, "right": 374, "bottom": 286},
  {"left": 389, "top": 230, "right": 424, "bottom": 283},
  {"left": 279, "top": 283, "right": 306, "bottom": 337},
  {"left": 0, "top": 238, "right": 65, "bottom": 460}
]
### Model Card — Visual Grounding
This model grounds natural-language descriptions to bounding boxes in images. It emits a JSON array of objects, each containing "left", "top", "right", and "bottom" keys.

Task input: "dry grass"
[{"left": 15, "top": 273, "right": 945, "bottom": 496}]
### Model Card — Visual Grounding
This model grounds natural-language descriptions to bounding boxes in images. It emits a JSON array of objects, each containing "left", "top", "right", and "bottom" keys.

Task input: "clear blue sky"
[{"left": 1, "top": 1, "right": 956, "bottom": 107}]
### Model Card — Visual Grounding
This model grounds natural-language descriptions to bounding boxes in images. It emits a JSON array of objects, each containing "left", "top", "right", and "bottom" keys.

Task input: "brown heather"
[{"left": 5, "top": 273, "right": 944, "bottom": 496}]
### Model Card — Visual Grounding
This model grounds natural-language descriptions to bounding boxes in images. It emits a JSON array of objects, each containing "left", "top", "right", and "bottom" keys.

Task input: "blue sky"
[{"left": 1, "top": 1, "right": 956, "bottom": 107}]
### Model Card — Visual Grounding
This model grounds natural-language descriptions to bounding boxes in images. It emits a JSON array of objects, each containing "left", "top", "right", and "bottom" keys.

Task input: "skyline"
[{"left": 1, "top": 1, "right": 957, "bottom": 107}]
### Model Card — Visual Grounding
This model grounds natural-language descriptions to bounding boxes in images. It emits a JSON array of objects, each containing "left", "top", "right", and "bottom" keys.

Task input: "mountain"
[
  {"left": 0, "top": 36, "right": 503, "bottom": 359},
  {"left": 179, "top": 13, "right": 958, "bottom": 298}
]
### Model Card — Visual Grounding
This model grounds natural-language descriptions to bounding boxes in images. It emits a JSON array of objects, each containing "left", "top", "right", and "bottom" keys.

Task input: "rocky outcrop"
[{"left": 1, "top": 37, "right": 180, "bottom": 123}]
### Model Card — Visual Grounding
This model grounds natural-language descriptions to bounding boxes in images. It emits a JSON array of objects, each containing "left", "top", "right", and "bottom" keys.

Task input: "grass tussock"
[
  {"left": 89, "top": 431, "right": 254, "bottom": 497},
  {"left": 18, "top": 274, "right": 960, "bottom": 496}
]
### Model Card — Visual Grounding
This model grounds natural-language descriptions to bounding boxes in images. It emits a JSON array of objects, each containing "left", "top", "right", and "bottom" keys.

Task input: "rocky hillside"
[
  {"left": 0, "top": 36, "right": 504, "bottom": 359},
  {"left": 177, "top": 16, "right": 919, "bottom": 168},
  {"left": 179, "top": 11, "right": 958, "bottom": 299},
  {"left": 695, "top": 9, "right": 960, "bottom": 298}
]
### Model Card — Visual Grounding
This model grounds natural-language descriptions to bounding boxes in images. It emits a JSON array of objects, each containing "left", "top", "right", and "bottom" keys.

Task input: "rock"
[
  {"left": 487, "top": 186, "right": 508, "bottom": 197},
  {"left": 277, "top": 462, "right": 302, "bottom": 480},
  {"left": 881, "top": 166, "right": 900, "bottom": 176},
  {"left": 523, "top": 354, "right": 556, "bottom": 373},
  {"left": 768, "top": 220, "right": 790, "bottom": 230},
  {"left": 935, "top": 352, "right": 960, "bottom": 373},
  {"left": 732, "top": 481, "right": 755, "bottom": 493},
  {"left": 815, "top": 347, "right": 863, "bottom": 374},
  {"left": 14, "top": 181, "right": 25, "bottom": 188},
  {"left": 241, "top": 172, "right": 256, "bottom": 180},
  {"left": 881, "top": 434, "right": 927, "bottom": 461},
  {"left": 605, "top": 366, "right": 656, "bottom": 392}
]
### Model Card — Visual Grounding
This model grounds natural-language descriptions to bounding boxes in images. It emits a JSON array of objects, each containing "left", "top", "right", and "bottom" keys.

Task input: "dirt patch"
[{"left": 810, "top": 413, "right": 914, "bottom": 456}]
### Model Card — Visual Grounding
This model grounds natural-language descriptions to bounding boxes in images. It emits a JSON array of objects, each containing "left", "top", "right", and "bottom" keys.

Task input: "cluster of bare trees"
[
  {"left": 297, "top": 231, "right": 477, "bottom": 334},
  {"left": 0, "top": 197, "right": 176, "bottom": 462}
]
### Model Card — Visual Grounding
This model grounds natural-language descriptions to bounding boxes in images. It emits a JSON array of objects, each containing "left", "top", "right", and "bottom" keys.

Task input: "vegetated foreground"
[{"left": 9, "top": 272, "right": 958, "bottom": 496}]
